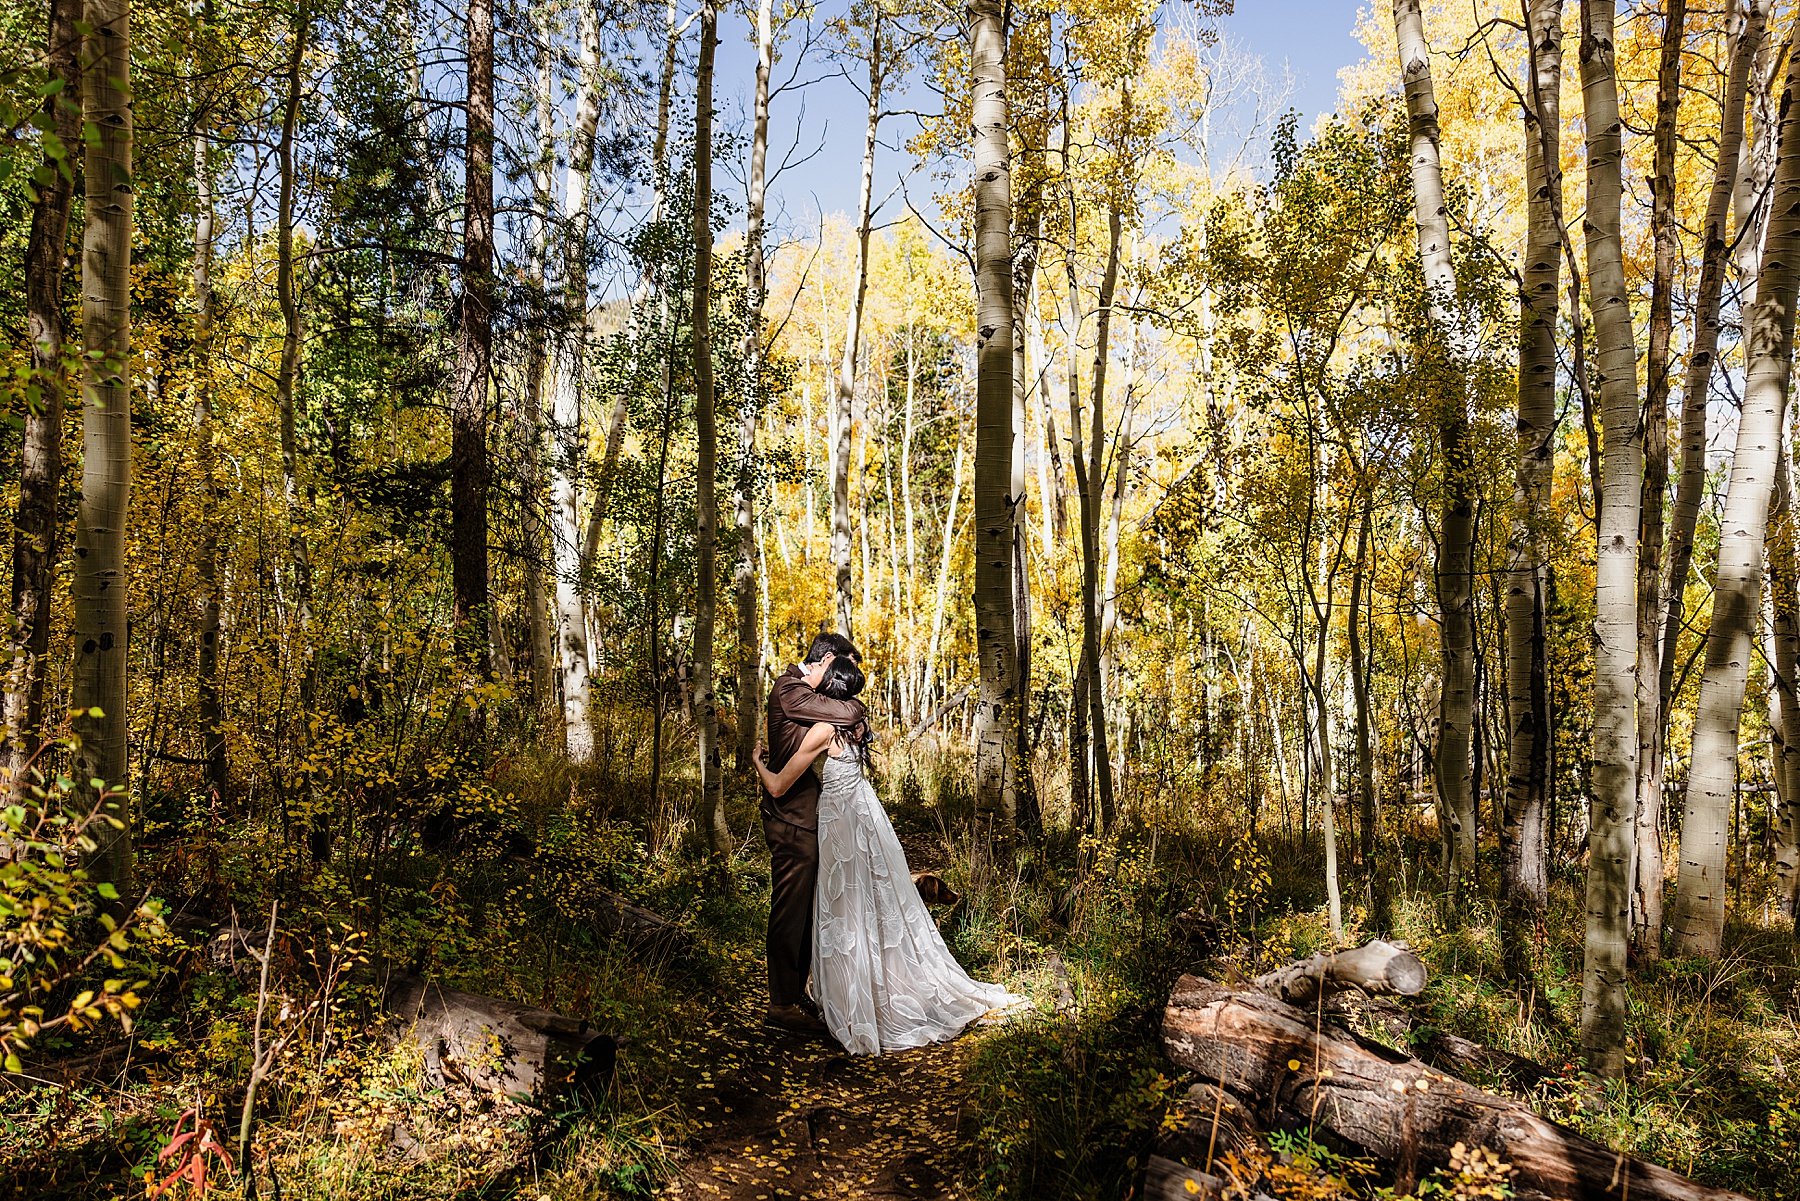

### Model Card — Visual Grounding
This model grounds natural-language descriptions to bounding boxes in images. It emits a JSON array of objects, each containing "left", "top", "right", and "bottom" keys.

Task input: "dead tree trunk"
[{"left": 1161, "top": 974, "right": 1751, "bottom": 1201}]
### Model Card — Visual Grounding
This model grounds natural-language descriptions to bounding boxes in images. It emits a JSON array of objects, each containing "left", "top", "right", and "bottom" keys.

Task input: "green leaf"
[{"left": 95, "top": 882, "right": 119, "bottom": 900}]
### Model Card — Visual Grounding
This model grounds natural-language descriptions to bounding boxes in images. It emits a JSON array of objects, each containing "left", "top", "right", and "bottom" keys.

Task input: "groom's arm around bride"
[{"left": 761, "top": 632, "right": 866, "bottom": 1030}]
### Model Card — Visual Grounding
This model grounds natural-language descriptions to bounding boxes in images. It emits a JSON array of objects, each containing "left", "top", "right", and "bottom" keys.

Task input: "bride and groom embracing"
[{"left": 754, "top": 632, "right": 1022, "bottom": 1054}]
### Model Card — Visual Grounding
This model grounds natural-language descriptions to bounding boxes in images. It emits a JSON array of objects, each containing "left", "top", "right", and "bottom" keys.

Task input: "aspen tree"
[
  {"left": 1672, "top": 26, "right": 1800, "bottom": 961},
  {"left": 1503, "top": 0, "right": 1562, "bottom": 930},
  {"left": 1633, "top": 0, "right": 1686, "bottom": 960},
  {"left": 970, "top": 0, "right": 1020, "bottom": 822},
  {"left": 833, "top": 9, "right": 886, "bottom": 640},
  {"left": 550, "top": 1, "right": 603, "bottom": 761},
  {"left": 73, "top": 0, "right": 136, "bottom": 891},
  {"left": 736, "top": 0, "right": 775, "bottom": 771},
  {"left": 1392, "top": 0, "right": 1477, "bottom": 887},
  {"left": 693, "top": 0, "right": 727, "bottom": 852},
  {"left": 520, "top": 14, "right": 558, "bottom": 727},
  {"left": 1578, "top": 0, "right": 1644, "bottom": 1075}
]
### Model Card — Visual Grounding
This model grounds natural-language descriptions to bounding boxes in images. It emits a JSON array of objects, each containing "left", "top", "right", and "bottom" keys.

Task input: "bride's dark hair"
[{"left": 820, "top": 658, "right": 878, "bottom": 773}]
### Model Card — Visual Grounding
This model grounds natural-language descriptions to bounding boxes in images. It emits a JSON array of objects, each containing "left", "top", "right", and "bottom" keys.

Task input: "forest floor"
[
  {"left": 4, "top": 752, "right": 1796, "bottom": 1201},
  {"left": 657, "top": 995, "right": 985, "bottom": 1200}
]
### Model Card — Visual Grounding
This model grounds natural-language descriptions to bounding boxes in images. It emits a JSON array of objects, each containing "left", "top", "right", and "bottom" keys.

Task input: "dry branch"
[{"left": 1249, "top": 939, "right": 1426, "bottom": 1007}]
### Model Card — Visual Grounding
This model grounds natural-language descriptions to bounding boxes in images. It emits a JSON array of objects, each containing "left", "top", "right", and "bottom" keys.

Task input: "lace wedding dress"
[{"left": 811, "top": 749, "right": 1023, "bottom": 1055}]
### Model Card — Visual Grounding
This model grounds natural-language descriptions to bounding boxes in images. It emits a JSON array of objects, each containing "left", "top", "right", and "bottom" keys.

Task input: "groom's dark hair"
[{"left": 804, "top": 631, "right": 860, "bottom": 664}]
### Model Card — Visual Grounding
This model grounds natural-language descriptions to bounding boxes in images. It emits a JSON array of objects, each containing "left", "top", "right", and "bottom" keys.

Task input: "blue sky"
[{"left": 713, "top": 2, "right": 1368, "bottom": 240}]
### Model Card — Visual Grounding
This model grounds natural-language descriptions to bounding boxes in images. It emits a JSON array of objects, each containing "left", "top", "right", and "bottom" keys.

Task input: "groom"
[{"left": 762, "top": 631, "right": 866, "bottom": 1034}]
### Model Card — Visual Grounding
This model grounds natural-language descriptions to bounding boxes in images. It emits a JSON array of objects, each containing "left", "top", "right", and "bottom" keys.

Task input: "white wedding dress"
[{"left": 811, "top": 749, "right": 1023, "bottom": 1055}]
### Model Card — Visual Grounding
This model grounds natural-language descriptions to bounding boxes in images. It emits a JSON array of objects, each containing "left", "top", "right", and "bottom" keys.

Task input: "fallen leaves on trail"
[{"left": 656, "top": 985, "right": 1000, "bottom": 1200}]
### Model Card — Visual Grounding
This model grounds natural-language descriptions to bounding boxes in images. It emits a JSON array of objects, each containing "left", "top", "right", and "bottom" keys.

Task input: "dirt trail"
[{"left": 658, "top": 993, "right": 990, "bottom": 1201}]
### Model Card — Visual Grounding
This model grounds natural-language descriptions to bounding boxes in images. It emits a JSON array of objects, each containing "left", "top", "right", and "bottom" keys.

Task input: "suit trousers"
[{"left": 763, "top": 812, "right": 819, "bottom": 1008}]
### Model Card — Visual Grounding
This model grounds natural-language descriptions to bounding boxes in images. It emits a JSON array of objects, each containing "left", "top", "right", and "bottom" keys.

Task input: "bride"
[{"left": 753, "top": 657, "right": 1022, "bottom": 1054}]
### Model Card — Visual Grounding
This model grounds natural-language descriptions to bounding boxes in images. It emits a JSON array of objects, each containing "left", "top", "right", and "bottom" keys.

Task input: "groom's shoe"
[{"left": 764, "top": 1003, "right": 829, "bottom": 1035}]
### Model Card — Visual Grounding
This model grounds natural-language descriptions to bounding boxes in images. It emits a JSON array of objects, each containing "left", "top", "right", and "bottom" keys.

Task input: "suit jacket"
[{"left": 763, "top": 665, "right": 867, "bottom": 831}]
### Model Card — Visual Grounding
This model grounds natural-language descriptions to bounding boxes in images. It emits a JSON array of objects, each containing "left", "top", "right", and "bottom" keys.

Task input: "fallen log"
[
  {"left": 592, "top": 888, "right": 691, "bottom": 952},
  {"left": 1162, "top": 975, "right": 1750, "bottom": 1201},
  {"left": 1250, "top": 939, "right": 1425, "bottom": 1007},
  {"left": 381, "top": 972, "right": 615, "bottom": 1105},
  {"left": 1413, "top": 1027, "right": 1552, "bottom": 1094},
  {"left": 1156, "top": 1081, "right": 1262, "bottom": 1168},
  {"left": 1142, "top": 1155, "right": 1274, "bottom": 1201}
]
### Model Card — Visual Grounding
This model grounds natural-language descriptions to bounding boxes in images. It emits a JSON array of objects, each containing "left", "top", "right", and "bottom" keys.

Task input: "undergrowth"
[{"left": 1, "top": 736, "right": 1796, "bottom": 1201}]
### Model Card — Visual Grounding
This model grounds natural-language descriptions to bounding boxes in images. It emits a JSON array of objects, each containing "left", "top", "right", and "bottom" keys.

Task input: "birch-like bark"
[
  {"left": 1504, "top": 0, "right": 1562, "bottom": 932},
  {"left": 4, "top": 0, "right": 77, "bottom": 776},
  {"left": 833, "top": 18, "right": 882, "bottom": 639},
  {"left": 1578, "top": 0, "right": 1644, "bottom": 1076},
  {"left": 578, "top": 0, "right": 691, "bottom": 581},
  {"left": 970, "top": 0, "right": 1020, "bottom": 822},
  {"left": 1013, "top": 205, "right": 1040, "bottom": 832},
  {"left": 73, "top": 0, "right": 135, "bottom": 891},
  {"left": 518, "top": 18, "right": 558, "bottom": 727},
  {"left": 452, "top": 0, "right": 494, "bottom": 669},
  {"left": 549, "top": 3, "right": 602, "bottom": 761},
  {"left": 1672, "top": 25, "right": 1800, "bottom": 960},
  {"left": 1767, "top": 447, "right": 1800, "bottom": 922},
  {"left": 1349, "top": 499, "right": 1385, "bottom": 928},
  {"left": 1028, "top": 277, "right": 1068, "bottom": 554},
  {"left": 693, "top": 0, "right": 726, "bottom": 851},
  {"left": 1632, "top": 0, "right": 1687, "bottom": 960},
  {"left": 1076, "top": 188, "right": 1124, "bottom": 832},
  {"left": 1667, "top": 4, "right": 1771, "bottom": 724},
  {"left": 921, "top": 440, "right": 967, "bottom": 712},
  {"left": 1393, "top": 0, "right": 1476, "bottom": 886},
  {"left": 734, "top": 0, "right": 774, "bottom": 771}
]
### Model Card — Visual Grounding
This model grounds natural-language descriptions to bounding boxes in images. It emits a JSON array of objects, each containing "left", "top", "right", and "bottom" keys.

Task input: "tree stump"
[{"left": 381, "top": 972, "right": 615, "bottom": 1105}]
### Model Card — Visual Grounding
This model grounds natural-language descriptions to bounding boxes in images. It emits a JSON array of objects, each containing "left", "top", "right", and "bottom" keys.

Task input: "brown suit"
[{"left": 761, "top": 665, "right": 866, "bottom": 1008}]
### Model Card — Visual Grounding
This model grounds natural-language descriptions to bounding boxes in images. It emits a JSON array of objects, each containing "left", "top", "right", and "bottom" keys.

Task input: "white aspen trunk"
[
  {"left": 802, "top": 374, "right": 816, "bottom": 557},
  {"left": 1671, "top": 25, "right": 1800, "bottom": 959},
  {"left": 902, "top": 325, "right": 919, "bottom": 605},
  {"left": 1027, "top": 290, "right": 1065, "bottom": 558},
  {"left": 970, "top": 0, "right": 1020, "bottom": 821},
  {"left": 520, "top": 17, "right": 558, "bottom": 727},
  {"left": 1666, "top": 9, "right": 1769, "bottom": 720},
  {"left": 833, "top": 22, "right": 881, "bottom": 640},
  {"left": 1769, "top": 445, "right": 1800, "bottom": 921},
  {"left": 1632, "top": 0, "right": 1687, "bottom": 960},
  {"left": 73, "top": 0, "right": 135, "bottom": 891},
  {"left": 693, "top": 0, "right": 725, "bottom": 852},
  {"left": 1077, "top": 158, "right": 1126, "bottom": 830},
  {"left": 577, "top": 0, "right": 691, "bottom": 580},
  {"left": 735, "top": 0, "right": 774, "bottom": 771},
  {"left": 1393, "top": 0, "right": 1477, "bottom": 886},
  {"left": 550, "top": 2, "right": 602, "bottom": 761},
  {"left": 1504, "top": 0, "right": 1562, "bottom": 926},
  {"left": 922, "top": 440, "right": 968, "bottom": 717},
  {"left": 1578, "top": 0, "right": 1644, "bottom": 1077}
]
